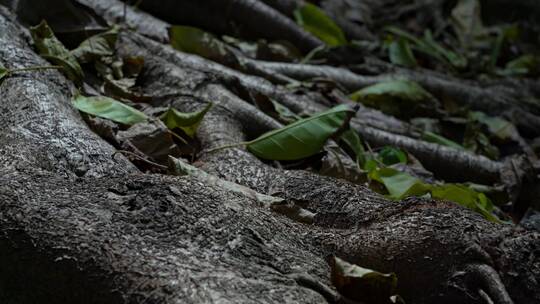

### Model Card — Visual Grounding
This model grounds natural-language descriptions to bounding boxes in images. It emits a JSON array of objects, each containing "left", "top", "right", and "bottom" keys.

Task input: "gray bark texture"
[{"left": 0, "top": 2, "right": 539, "bottom": 304}]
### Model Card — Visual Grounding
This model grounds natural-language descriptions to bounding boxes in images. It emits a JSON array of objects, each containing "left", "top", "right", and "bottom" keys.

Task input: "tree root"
[{"left": 0, "top": 3, "right": 539, "bottom": 304}]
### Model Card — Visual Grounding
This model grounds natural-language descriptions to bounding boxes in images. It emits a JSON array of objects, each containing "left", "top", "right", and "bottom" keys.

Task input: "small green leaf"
[
  {"left": 30, "top": 20, "right": 83, "bottom": 83},
  {"left": 160, "top": 103, "right": 213, "bottom": 138},
  {"left": 388, "top": 39, "right": 417, "bottom": 68},
  {"left": 247, "top": 104, "right": 353, "bottom": 160},
  {"left": 369, "top": 167, "right": 430, "bottom": 200},
  {"left": 350, "top": 80, "right": 436, "bottom": 117},
  {"left": 0, "top": 62, "right": 8, "bottom": 81},
  {"left": 422, "top": 131, "right": 464, "bottom": 150},
  {"left": 378, "top": 146, "right": 407, "bottom": 166},
  {"left": 294, "top": 3, "right": 347, "bottom": 47},
  {"left": 271, "top": 99, "right": 302, "bottom": 124},
  {"left": 351, "top": 80, "right": 433, "bottom": 104},
  {"left": 469, "top": 111, "right": 518, "bottom": 141},
  {"left": 331, "top": 256, "right": 398, "bottom": 303},
  {"left": 341, "top": 130, "right": 366, "bottom": 167},
  {"left": 72, "top": 94, "right": 147, "bottom": 125},
  {"left": 385, "top": 27, "right": 467, "bottom": 69},
  {"left": 499, "top": 54, "right": 540, "bottom": 76},
  {"left": 463, "top": 120, "right": 500, "bottom": 159},
  {"left": 71, "top": 26, "right": 119, "bottom": 63},
  {"left": 422, "top": 30, "right": 468, "bottom": 68},
  {"left": 168, "top": 26, "right": 230, "bottom": 61}
]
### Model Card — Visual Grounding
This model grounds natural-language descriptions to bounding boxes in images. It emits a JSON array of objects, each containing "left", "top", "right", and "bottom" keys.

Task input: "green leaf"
[
  {"left": 71, "top": 26, "right": 119, "bottom": 63},
  {"left": 168, "top": 26, "right": 230, "bottom": 61},
  {"left": 469, "top": 111, "right": 518, "bottom": 141},
  {"left": 30, "top": 20, "right": 83, "bottom": 83},
  {"left": 350, "top": 80, "right": 435, "bottom": 117},
  {"left": 422, "top": 131, "right": 464, "bottom": 150},
  {"left": 499, "top": 54, "right": 540, "bottom": 76},
  {"left": 247, "top": 104, "right": 353, "bottom": 161},
  {"left": 388, "top": 39, "right": 417, "bottom": 68},
  {"left": 72, "top": 94, "right": 147, "bottom": 125},
  {"left": 270, "top": 99, "right": 302, "bottom": 124},
  {"left": 385, "top": 27, "right": 467, "bottom": 69},
  {"left": 331, "top": 256, "right": 398, "bottom": 303},
  {"left": 369, "top": 168, "right": 430, "bottom": 200},
  {"left": 341, "top": 130, "right": 366, "bottom": 167},
  {"left": 463, "top": 120, "right": 500, "bottom": 159},
  {"left": 0, "top": 62, "right": 8, "bottom": 81},
  {"left": 378, "top": 146, "right": 407, "bottom": 166},
  {"left": 351, "top": 80, "right": 433, "bottom": 104},
  {"left": 160, "top": 103, "right": 213, "bottom": 138},
  {"left": 422, "top": 30, "right": 468, "bottom": 69},
  {"left": 431, "top": 184, "right": 500, "bottom": 223},
  {"left": 294, "top": 3, "right": 347, "bottom": 47}
]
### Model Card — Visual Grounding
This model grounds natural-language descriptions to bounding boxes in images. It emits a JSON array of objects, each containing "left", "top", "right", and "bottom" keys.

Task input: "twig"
[{"left": 112, "top": 150, "right": 167, "bottom": 169}]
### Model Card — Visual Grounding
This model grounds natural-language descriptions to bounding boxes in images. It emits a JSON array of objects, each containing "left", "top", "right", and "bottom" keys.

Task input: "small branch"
[{"left": 112, "top": 150, "right": 167, "bottom": 169}]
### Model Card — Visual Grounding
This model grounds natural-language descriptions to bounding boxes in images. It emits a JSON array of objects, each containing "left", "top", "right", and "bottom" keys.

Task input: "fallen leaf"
[
  {"left": 294, "top": 3, "right": 347, "bottom": 47},
  {"left": 388, "top": 38, "right": 417, "bottom": 68},
  {"left": 0, "top": 62, "right": 8, "bottom": 81},
  {"left": 350, "top": 80, "right": 438, "bottom": 118},
  {"left": 72, "top": 94, "right": 147, "bottom": 125},
  {"left": 169, "top": 26, "right": 231, "bottom": 63},
  {"left": 369, "top": 167, "right": 430, "bottom": 199},
  {"left": 30, "top": 20, "right": 83, "bottom": 83},
  {"left": 330, "top": 256, "right": 398, "bottom": 303},
  {"left": 71, "top": 26, "right": 119, "bottom": 63},
  {"left": 378, "top": 146, "right": 407, "bottom": 166},
  {"left": 247, "top": 104, "right": 354, "bottom": 161},
  {"left": 160, "top": 103, "right": 213, "bottom": 138}
]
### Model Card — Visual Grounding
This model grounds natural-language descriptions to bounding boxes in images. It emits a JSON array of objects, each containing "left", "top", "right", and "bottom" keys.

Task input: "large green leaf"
[
  {"left": 294, "top": 3, "right": 347, "bottom": 47},
  {"left": 160, "top": 103, "right": 213, "bottom": 138},
  {"left": 30, "top": 20, "right": 83, "bottom": 83},
  {"left": 71, "top": 26, "right": 119, "bottom": 63},
  {"left": 72, "top": 94, "right": 147, "bottom": 125},
  {"left": 168, "top": 26, "right": 230, "bottom": 61},
  {"left": 331, "top": 257, "right": 399, "bottom": 303},
  {"left": 388, "top": 39, "right": 417, "bottom": 68},
  {"left": 247, "top": 104, "right": 353, "bottom": 160}
]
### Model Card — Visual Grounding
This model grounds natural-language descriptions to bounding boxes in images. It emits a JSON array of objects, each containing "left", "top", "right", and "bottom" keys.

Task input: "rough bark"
[{"left": 0, "top": 2, "right": 539, "bottom": 304}]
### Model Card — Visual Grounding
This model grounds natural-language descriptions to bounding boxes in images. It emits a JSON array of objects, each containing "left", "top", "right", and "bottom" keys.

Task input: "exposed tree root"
[{"left": 0, "top": 2, "right": 539, "bottom": 304}]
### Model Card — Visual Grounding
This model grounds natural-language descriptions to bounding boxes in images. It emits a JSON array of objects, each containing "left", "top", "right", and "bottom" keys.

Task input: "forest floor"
[{"left": 0, "top": 0, "right": 539, "bottom": 303}]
